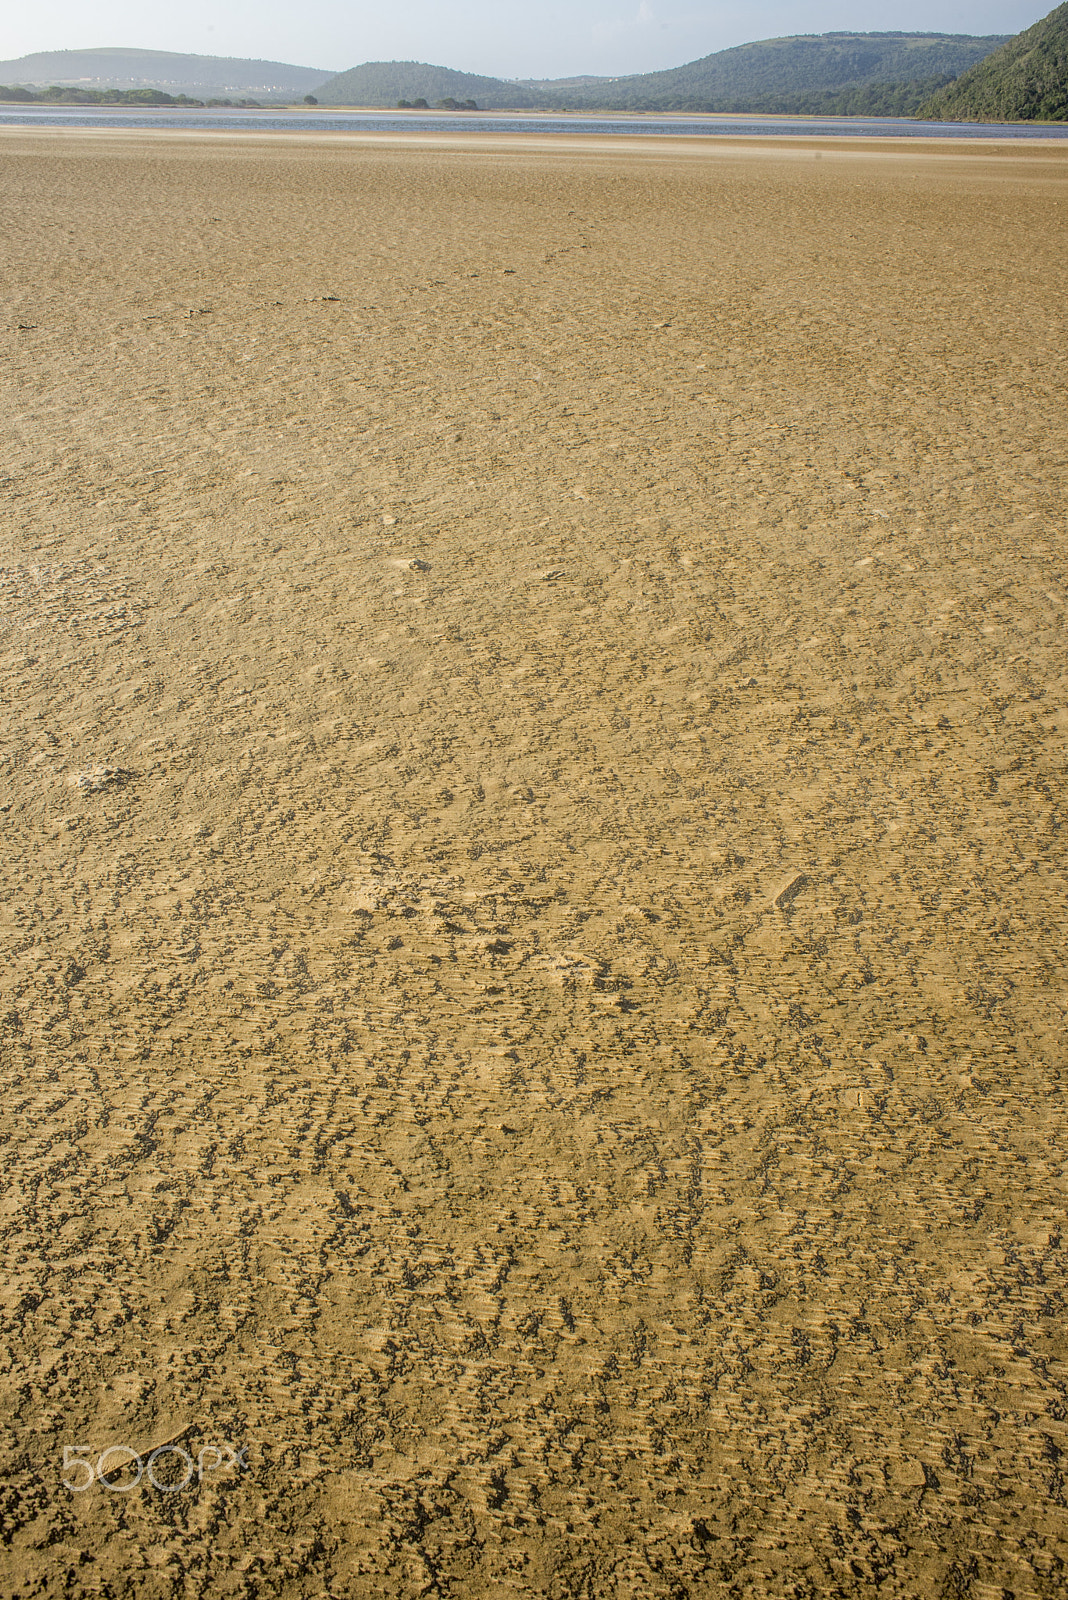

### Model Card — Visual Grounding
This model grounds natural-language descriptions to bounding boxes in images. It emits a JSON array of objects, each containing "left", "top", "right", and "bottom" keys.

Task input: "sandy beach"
[{"left": 1, "top": 127, "right": 1067, "bottom": 1596}]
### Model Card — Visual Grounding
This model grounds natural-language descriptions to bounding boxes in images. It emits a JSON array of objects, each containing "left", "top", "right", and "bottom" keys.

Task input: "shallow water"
[{"left": 2, "top": 104, "right": 1067, "bottom": 137}]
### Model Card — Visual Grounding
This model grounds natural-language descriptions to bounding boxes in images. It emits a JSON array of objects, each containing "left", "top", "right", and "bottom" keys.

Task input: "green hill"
[
  {"left": 318, "top": 34, "right": 1009, "bottom": 114},
  {"left": 531, "top": 32, "right": 1010, "bottom": 112},
  {"left": 0, "top": 34, "right": 1017, "bottom": 116},
  {"left": 318, "top": 61, "right": 542, "bottom": 110},
  {"left": 918, "top": 3, "right": 1068, "bottom": 120},
  {"left": 0, "top": 46, "right": 333, "bottom": 97}
]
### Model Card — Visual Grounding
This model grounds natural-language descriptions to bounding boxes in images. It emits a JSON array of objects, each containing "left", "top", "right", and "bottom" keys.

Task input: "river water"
[{"left": 2, "top": 105, "right": 1066, "bottom": 138}]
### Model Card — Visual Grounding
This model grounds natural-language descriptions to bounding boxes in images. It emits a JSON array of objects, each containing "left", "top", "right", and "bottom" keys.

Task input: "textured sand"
[{"left": 1, "top": 129, "right": 1067, "bottom": 1597}]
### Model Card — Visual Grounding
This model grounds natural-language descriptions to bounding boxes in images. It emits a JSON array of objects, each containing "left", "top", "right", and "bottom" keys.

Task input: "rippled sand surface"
[{"left": 2, "top": 129, "right": 1067, "bottom": 1597}]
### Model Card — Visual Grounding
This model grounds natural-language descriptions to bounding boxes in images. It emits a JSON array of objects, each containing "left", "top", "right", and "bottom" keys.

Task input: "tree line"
[
  {"left": 396, "top": 97, "right": 480, "bottom": 110},
  {"left": 0, "top": 86, "right": 267, "bottom": 107}
]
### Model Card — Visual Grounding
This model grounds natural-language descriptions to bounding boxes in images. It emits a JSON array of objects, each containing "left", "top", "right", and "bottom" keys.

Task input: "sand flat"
[{"left": 1, "top": 128, "right": 1067, "bottom": 1596}]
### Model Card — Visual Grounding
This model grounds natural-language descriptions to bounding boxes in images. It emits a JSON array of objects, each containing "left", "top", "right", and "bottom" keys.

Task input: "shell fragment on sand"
[
  {"left": 773, "top": 872, "right": 809, "bottom": 911},
  {"left": 68, "top": 765, "right": 132, "bottom": 793}
]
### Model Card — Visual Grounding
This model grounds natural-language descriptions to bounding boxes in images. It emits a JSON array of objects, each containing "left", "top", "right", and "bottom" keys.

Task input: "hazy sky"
[{"left": 1, "top": 2, "right": 1048, "bottom": 79}]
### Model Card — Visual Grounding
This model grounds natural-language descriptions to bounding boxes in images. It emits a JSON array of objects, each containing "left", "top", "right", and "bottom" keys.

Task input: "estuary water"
[{"left": 2, "top": 105, "right": 1067, "bottom": 138}]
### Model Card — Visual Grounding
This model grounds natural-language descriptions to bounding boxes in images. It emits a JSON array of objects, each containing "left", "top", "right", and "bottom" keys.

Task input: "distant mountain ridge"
[
  {"left": 0, "top": 46, "right": 333, "bottom": 97},
  {"left": 0, "top": 31, "right": 1022, "bottom": 115},
  {"left": 317, "top": 32, "right": 1010, "bottom": 114},
  {"left": 526, "top": 31, "right": 1011, "bottom": 112},
  {"left": 919, "top": 3, "right": 1068, "bottom": 120},
  {"left": 319, "top": 61, "right": 543, "bottom": 110}
]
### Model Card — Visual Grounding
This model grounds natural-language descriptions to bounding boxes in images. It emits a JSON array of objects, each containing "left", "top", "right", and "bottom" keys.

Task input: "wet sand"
[{"left": 1, "top": 129, "right": 1067, "bottom": 1597}]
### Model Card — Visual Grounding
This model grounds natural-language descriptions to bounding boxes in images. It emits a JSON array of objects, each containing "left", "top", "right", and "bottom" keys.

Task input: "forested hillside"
[
  {"left": 318, "top": 61, "right": 542, "bottom": 109},
  {"left": 919, "top": 4, "right": 1068, "bottom": 120},
  {"left": 531, "top": 32, "right": 1008, "bottom": 112}
]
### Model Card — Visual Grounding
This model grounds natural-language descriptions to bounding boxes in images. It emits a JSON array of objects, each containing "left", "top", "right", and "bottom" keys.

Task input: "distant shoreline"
[
  {"left": 3, "top": 124, "right": 1067, "bottom": 156},
  {"left": 3, "top": 104, "right": 1068, "bottom": 136}
]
